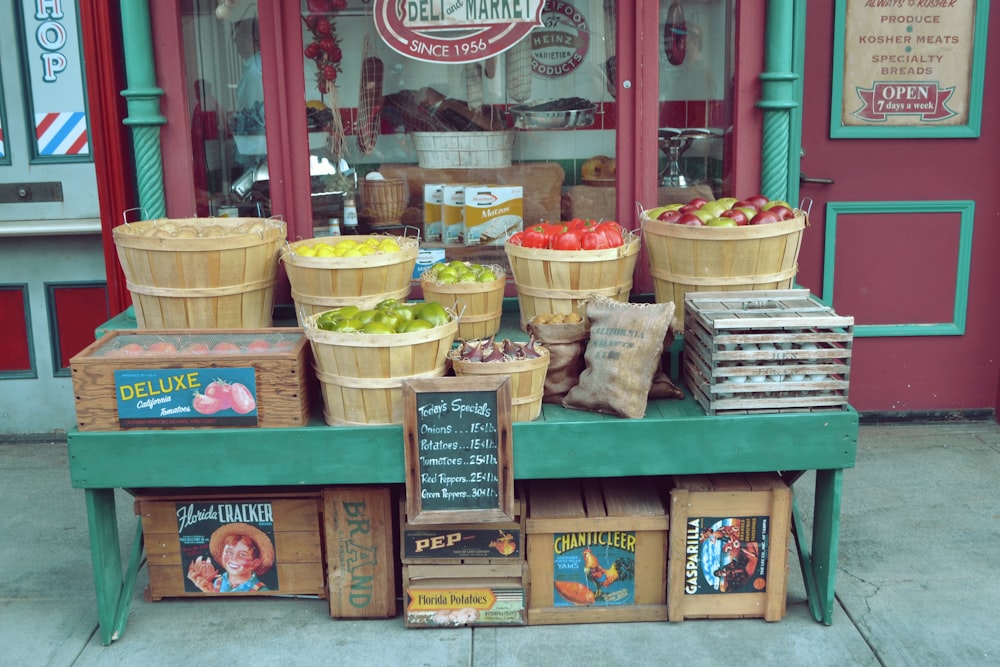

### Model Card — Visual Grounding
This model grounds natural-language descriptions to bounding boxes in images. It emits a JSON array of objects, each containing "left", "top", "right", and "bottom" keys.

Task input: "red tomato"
[
  {"left": 551, "top": 230, "right": 582, "bottom": 251},
  {"left": 147, "top": 341, "right": 178, "bottom": 355},
  {"left": 212, "top": 342, "right": 241, "bottom": 355},
  {"left": 597, "top": 221, "right": 625, "bottom": 247},
  {"left": 205, "top": 380, "right": 233, "bottom": 410},
  {"left": 228, "top": 382, "right": 257, "bottom": 414},
  {"left": 521, "top": 224, "right": 549, "bottom": 249},
  {"left": 246, "top": 339, "right": 271, "bottom": 354},
  {"left": 120, "top": 343, "right": 145, "bottom": 356},
  {"left": 192, "top": 391, "right": 223, "bottom": 415},
  {"left": 181, "top": 342, "right": 211, "bottom": 355}
]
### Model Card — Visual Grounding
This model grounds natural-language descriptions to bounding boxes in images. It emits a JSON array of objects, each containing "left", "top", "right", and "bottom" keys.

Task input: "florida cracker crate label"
[
  {"left": 684, "top": 516, "right": 772, "bottom": 595},
  {"left": 406, "top": 585, "right": 525, "bottom": 626},
  {"left": 552, "top": 531, "right": 637, "bottom": 607},
  {"left": 404, "top": 527, "right": 521, "bottom": 560},
  {"left": 177, "top": 500, "right": 280, "bottom": 593},
  {"left": 114, "top": 367, "right": 258, "bottom": 428}
]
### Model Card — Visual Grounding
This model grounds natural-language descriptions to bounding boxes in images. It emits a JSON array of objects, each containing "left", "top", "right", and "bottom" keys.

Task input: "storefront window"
[
  {"left": 656, "top": 1, "right": 733, "bottom": 202},
  {"left": 181, "top": 1, "right": 732, "bottom": 234},
  {"left": 183, "top": 0, "right": 268, "bottom": 217}
]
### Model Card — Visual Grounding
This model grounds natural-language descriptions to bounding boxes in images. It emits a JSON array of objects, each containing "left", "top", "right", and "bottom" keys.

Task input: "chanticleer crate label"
[
  {"left": 552, "top": 531, "right": 637, "bottom": 606},
  {"left": 177, "top": 501, "right": 280, "bottom": 593},
  {"left": 684, "top": 516, "right": 771, "bottom": 595}
]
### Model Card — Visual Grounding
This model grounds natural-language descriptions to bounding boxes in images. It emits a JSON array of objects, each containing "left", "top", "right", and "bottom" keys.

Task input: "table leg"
[
  {"left": 811, "top": 468, "right": 843, "bottom": 625},
  {"left": 84, "top": 489, "right": 124, "bottom": 645}
]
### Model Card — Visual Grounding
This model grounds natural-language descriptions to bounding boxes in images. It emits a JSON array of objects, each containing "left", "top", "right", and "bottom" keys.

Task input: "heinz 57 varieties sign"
[{"left": 373, "top": 0, "right": 544, "bottom": 63}]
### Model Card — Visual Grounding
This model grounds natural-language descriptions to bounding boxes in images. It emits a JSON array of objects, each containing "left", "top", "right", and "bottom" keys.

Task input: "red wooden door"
[{"left": 797, "top": 2, "right": 1000, "bottom": 415}]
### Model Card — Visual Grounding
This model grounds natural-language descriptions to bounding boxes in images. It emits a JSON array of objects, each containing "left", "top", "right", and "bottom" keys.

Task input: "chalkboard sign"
[{"left": 402, "top": 376, "right": 514, "bottom": 525}]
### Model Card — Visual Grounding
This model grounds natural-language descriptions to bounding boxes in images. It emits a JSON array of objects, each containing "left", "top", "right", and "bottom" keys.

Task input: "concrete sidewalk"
[{"left": 1, "top": 421, "right": 998, "bottom": 666}]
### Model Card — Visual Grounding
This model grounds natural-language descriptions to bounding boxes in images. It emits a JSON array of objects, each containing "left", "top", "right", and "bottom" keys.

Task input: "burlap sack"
[
  {"left": 527, "top": 319, "right": 588, "bottom": 403},
  {"left": 563, "top": 299, "right": 676, "bottom": 418}
]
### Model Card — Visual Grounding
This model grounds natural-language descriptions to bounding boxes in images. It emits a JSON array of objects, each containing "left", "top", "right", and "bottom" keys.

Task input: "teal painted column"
[
  {"left": 757, "top": 0, "right": 799, "bottom": 202},
  {"left": 119, "top": 0, "right": 166, "bottom": 220}
]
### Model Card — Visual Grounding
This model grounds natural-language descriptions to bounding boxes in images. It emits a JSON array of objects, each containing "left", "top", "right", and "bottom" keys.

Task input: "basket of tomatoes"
[{"left": 504, "top": 219, "right": 639, "bottom": 330}]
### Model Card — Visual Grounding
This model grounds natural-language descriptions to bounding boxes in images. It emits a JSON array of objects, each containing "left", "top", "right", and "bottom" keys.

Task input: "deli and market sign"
[{"left": 374, "top": 0, "right": 544, "bottom": 64}]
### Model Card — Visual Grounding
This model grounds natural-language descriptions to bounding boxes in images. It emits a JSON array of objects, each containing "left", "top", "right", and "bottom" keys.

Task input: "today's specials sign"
[
  {"left": 373, "top": 0, "right": 544, "bottom": 63},
  {"left": 402, "top": 376, "right": 514, "bottom": 524},
  {"left": 837, "top": 0, "right": 983, "bottom": 134}
]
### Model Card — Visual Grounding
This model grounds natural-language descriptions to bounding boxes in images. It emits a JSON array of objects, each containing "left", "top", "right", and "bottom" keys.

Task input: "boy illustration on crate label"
[
  {"left": 177, "top": 501, "right": 279, "bottom": 593},
  {"left": 686, "top": 516, "right": 770, "bottom": 595},
  {"left": 551, "top": 531, "right": 636, "bottom": 606}
]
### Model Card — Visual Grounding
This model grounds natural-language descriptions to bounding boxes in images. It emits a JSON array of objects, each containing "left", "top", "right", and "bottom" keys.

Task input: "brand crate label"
[
  {"left": 114, "top": 367, "right": 258, "bottom": 428},
  {"left": 684, "top": 516, "right": 771, "bottom": 595},
  {"left": 176, "top": 500, "right": 279, "bottom": 593},
  {"left": 406, "top": 586, "right": 525, "bottom": 626},
  {"left": 404, "top": 527, "right": 520, "bottom": 560},
  {"left": 329, "top": 496, "right": 383, "bottom": 612},
  {"left": 552, "top": 531, "right": 637, "bottom": 606}
]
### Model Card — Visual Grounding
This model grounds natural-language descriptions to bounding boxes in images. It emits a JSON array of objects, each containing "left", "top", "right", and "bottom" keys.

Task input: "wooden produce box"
[
  {"left": 525, "top": 478, "right": 670, "bottom": 625},
  {"left": 403, "top": 562, "right": 527, "bottom": 627},
  {"left": 400, "top": 498, "right": 524, "bottom": 564},
  {"left": 683, "top": 289, "right": 854, "bottom": 415},
  {"left": 70, "top": 328, "right": 313, "bottom": 431},
  {"left": 667, "top": 473, "right": 791, "bottom": 621},
  {"left": 324, "top": 486, "right": 398, "bottom": 618},
  {"left": 136, "top": 489, "right": 325, "bottom": 600}
]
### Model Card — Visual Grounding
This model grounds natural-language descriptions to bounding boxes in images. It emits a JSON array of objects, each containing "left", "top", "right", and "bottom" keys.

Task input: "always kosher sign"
[{"left": 373, "top": 0, "right": 544, "bottom": 63}]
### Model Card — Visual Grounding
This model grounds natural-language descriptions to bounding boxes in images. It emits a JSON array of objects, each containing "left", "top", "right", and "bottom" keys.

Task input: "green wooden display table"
[{"left": 69, "top": 305, "right": 858, "bottom": 644}]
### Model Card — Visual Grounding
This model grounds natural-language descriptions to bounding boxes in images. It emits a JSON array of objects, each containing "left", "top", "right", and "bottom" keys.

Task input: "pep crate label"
[
  {"left": 423, "top": 183, "right": 445, "bottom": 242},
  {"left": 403, "top": 527, "right": 521, "bottom": 560},
  {"left": 464, "top": 185, "right": 523, "bottom": 246},
  {"left": 551, "top": 531, "right": 637, "bottom": 607},
  {"left": 684, "top": 516, "right": 772, "bottom": 595}
]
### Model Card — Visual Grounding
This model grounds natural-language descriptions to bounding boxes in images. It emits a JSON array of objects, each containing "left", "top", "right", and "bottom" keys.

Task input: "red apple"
[
  {"left": 733, "top": 200, "right": 760, "bottom": 213},
  {"left": 746, "top": 194, "right": 769, "bottom": 210},
  {"left": 766, "top": 205, "right": 795, "bottom": 221},
  {"left": 687, "top": 197, "right": 709, "bottom": 208},
  {"left": 750, "top": 210, "right": 780, "bottom": 225},
  {"left": 678, "top": 213, "right": 705, "bottom": 226},
  {"left": 679, "top": 204, "right": 701, "bottom": 214},
  {"left": 720, "top": 208, "right": 749, "bottom": 226},
  {"left": 658, "top": 210, "right": 683, "bottom": 223}
]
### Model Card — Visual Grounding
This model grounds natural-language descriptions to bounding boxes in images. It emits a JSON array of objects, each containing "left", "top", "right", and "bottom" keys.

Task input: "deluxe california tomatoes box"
[{"left": 70, "top": 328, "right": 314, "bottom": 431}]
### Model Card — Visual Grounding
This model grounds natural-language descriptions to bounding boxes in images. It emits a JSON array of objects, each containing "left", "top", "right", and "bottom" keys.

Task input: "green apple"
[
  {"left": 761, "top": 200, "right": 792, "bottom": 211},
  {"left": 692, "top": 208, "right": 716, "bottom": 223},
  {"left": 706, "top": 217, "right": 738, "bottom": 227},
  {"left": 715, "top": 197, "right": 739, "bottom": 209},
  {"left": 700, "top": 201, "right": 730, "bottom": 218}
]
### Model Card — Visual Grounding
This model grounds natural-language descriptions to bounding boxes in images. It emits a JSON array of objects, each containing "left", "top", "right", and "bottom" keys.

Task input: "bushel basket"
[
  {"left": 112, "top": 217, "right": 286, "bottom": 329},
  {"left": 641, "top": 212, "right": 806, "bottom": 331}
]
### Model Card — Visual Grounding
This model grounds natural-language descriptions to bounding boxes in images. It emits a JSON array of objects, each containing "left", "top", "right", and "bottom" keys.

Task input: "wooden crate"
[
  {"left": 403, "top": 562, "right": 527, "bottom": 627},
  {"left": 525, "top": 477, "right": 669, "bottom": 625},
  {"left": 400, "top": 498, "right": 525, "bottom": 564},
  {"left": 683, "top": 289, "right": 854, "bottom": 415},
  {"left": 70, "top": 328, "right": 314, "bottom": 430},
  {"left": 323, "top": 486, "right": 398, "bottom": 618},
  {"left": 667, "top": 473, "right": 791, "bottom": 621},
  {"left": 136, "top": 489, "right": 325, "bottom": 600}
]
